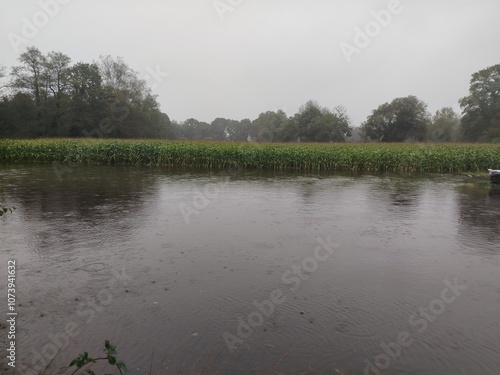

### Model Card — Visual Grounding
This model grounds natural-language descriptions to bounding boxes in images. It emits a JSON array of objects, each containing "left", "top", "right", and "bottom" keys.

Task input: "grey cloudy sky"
[{"left": 1, "top": 0, "right": 499, "bottom": 126}]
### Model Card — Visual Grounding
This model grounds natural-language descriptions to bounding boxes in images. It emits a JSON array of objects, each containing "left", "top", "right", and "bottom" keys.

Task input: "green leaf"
[{"left": 105, "top": 340, "right": 117, "bottom": 355}]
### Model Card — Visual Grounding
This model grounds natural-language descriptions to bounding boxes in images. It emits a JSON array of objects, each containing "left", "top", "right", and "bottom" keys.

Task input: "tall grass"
[{"left": 0, "top": 138, "right": 499, "bottom": 172}]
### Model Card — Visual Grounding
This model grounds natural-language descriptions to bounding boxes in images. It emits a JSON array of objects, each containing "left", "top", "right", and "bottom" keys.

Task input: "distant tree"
[
  {"left": 65, "top": 63, "right": 107, "bottom": 136},
  {"left": 10, "top": 47, "right": 46, "bottom": 106},
  {"left": 210, "top": 118, "right": 233, "bottom": 140},
  {"left": 2, "top": 49, "right": 172, "bottom": 139},
  {"left": 264, "top": 111, "right": 297, "bottom": 142},
  {"left": 293, "top": 101, "right": 322, "bottom": 141},
  {"left": 0, "top": 93, "right": 39, "bottom": 137},
  {"left": 428, "top": 107, "right": 461, "bottom": 142},
  {"left": 459, "top": 63, "right": 500, "bottom": 141},
  {"left": 159, "top": 113, "right": 177, "bottom": 139},
  {"left": 44, "top": 51, "right": 71, "bottom": 100},
  {"left": 43, "top": 51, "right": 72, "bottom": 135},
  {"left": 98, "top": 55, "right": 143, "bottom": 96},
  {"left": 226, "top": 118, "right": 251, "bottom": 142},
  {"left": 361, "top": 96, "right": 430, "bottom": 142},
  {"left": 0, "top": 65, "right": 8, "bottom": 93},
  {"left": 96, "top": 55, "right": 166, "bottom": 138},
  {"left": 293, "top": 101, "right": 352, "bottom": 142},
  {"left": 250, "top": 110, "right": 289, "bottom": 142},
  {"left": 178, "top": 118, "right": 212, "bottom": 140},
  {"left": 9, "top": 49, "right": 75, "bottom": 135}
]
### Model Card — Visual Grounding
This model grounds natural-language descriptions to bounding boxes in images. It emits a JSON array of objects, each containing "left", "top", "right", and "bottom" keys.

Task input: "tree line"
[{"left": 0, "top": 48, "right": 498, "bottom": 142}]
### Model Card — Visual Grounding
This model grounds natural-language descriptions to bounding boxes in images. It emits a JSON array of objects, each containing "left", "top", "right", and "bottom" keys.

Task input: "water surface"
[{"left": 0, "top": 164, "right": 499, "bottom": 374}]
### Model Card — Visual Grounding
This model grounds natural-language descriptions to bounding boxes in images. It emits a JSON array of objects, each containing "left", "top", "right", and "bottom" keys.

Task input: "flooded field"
[{"left": 0, "top": 164, "right": 499, "bottom": 375}]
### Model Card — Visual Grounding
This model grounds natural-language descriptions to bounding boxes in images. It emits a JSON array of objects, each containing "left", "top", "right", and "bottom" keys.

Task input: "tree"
[
  {"left": 250, "top": 110, "right": 289, "bottom": 142},
  {"left": 98, "top": 55, "right": 140, "bottom": 95},
  {"left": 459, "top": 63, "right": 500, "bottom": 141},
  {"left": 96, "top": 55, "right": 166, "bottom": 138},
  {"left": 43, "top": 51, "right": 72, "bottom": 135},
  {"left": 361, "top": 96, "right": 430, "bottom": 142},
  {"left": 98, "top": 55, "right": 150, "bottom": 107},
  {"left": 62, "top": 62, "right": 110, "bottom": 136},
  {"left": 2, "top": 48, "right": 171, "bottom": 139},
  {"left": 159, "top": 113, "right": 177, "bottom": 139},
  {"left": 428, "top": 107, "right": 461, "bottom": 142},
  {"left": 0, "top": 65, "right": 8, "bottom": 93},
  {"left": 0, "top": 93, "right": 39, "bottom": 137},
  {"left": 226, "top": 119, "right": 251, "bottom": 142},
  {"left": 293, "top": 101, "right": 352, "bottom": 142},
  {"left": 44, "top": 51, "right": 71, "bottom": 100},
  {"left": 10, "top": 48, "right": 74, "bottom": 135},
  {"left": 10, "top": 47, "right": 46, "bottom": 106},
  {"left": 293, "top": 101, "right": 322, "bottom": 141},
  {"left": 269, "top": 110, "right": 297, "bottom": 142},
  {"left": 210, "top": 118, "right": 232, "bottom": 140},
  {"left": 178, "top": 118, "right": 211, "bottom": 140}
]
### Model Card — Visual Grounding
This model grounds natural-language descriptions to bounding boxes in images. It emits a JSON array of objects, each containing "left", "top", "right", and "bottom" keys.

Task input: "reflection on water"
[
  {"left": 457, "top": 187, "right": 500, "bottom": 253},
  {"left": 0, "top": 164, "right": 499, "bottom": 375}
]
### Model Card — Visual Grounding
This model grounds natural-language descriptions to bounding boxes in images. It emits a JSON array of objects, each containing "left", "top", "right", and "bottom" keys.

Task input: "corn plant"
[{"left": 1, "top": 139, "right": 499, "bottom": 173}]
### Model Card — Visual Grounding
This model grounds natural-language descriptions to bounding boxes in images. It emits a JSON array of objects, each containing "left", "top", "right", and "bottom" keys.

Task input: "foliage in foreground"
[
  {"left": 69, "top": 340, "right": 127, "bottom": 375},
  {"left": 0, "top": 207, "right": 15, "bottom": 217},
  {"left": 0, "top": 185, "right": 15, "bottom": 217},
  {"left": 0, "top": 139, "right": 500, "bottom": 173}
]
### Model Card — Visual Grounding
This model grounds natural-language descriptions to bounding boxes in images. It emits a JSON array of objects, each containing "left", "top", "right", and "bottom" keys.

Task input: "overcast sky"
[{"left": 1, "top": 0, "right": 499, "bottom": 126}]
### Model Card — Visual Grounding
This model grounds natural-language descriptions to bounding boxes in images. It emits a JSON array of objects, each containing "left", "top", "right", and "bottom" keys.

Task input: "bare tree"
[
  {"left": 10, "top": 47, "right": 46, "bottom": 105},
  {"left": 0, "top": 65, "right": 9, "bottom": 93},
  {"left": 97, "top": 55, "right": 149, "bottom": 102},
  {"left": 44, "top": 51, "right": 71, "bottom": 100}
]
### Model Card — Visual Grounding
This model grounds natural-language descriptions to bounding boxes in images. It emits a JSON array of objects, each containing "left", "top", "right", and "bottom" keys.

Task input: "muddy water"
[{"left": 0, "top": 164, "right": 499, "bottom": 375}]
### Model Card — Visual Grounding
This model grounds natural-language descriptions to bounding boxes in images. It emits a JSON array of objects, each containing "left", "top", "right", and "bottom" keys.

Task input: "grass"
[{"left": 0, "top": 138, "right": 499, "bottom": 173}]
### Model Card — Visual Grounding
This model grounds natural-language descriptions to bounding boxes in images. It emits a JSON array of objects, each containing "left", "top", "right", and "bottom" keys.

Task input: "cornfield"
[{"left": 0, "top": 139, "right": 499, "bottom": 172}]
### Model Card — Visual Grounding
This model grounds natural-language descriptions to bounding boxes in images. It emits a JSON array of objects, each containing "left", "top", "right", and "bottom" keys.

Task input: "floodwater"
[{"left": 0, "top": 164, "right": 499, "bottom": 375}]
